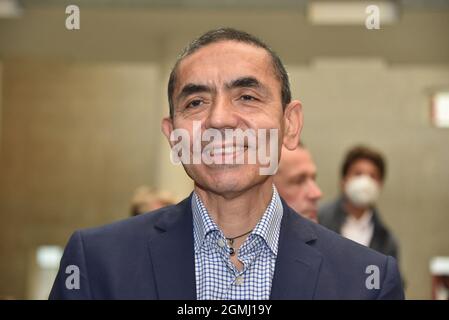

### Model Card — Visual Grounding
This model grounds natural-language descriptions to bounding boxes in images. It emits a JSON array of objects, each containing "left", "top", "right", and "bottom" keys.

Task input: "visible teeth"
[{"left": 209, "top": 146, "right": 245, "bottom": 155}]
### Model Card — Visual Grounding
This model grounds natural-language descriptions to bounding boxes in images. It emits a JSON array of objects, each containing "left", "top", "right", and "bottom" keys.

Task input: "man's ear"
[
  {"left": 282, "top": 100, "right": 303, "bottom": 151},
  {"left": 161, "top": 117, "right": 175, "bottom": 148}
]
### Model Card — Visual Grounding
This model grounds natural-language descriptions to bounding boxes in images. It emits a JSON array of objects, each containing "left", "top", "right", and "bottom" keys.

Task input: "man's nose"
[
  {"left": 307, "top": 180, "right": 323, "bottom": 201},
  {"left": 204, "top": 95, "right": 239, "bottom": 129}
]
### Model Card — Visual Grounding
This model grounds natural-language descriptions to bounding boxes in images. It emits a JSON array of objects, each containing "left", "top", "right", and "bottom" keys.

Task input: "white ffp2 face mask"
[{"left": 344, "top": 175, "right": 380, "bottom": 208}]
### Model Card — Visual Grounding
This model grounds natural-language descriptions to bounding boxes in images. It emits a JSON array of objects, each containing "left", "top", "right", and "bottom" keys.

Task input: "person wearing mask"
[
  {"left": 319, "top": 145, "right": 399, "bottom": 259},
  {"left": 274, "top": 143, "right": 322, "bottom": 223}
]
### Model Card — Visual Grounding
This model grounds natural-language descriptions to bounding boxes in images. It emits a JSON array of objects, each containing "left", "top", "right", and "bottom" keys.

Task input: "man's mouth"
[
  {"left": 206, "top": 145, "right": 248, "bottom": 156},
  {"left": 199, "top": 143, "right": 251, "bottom": 166}
]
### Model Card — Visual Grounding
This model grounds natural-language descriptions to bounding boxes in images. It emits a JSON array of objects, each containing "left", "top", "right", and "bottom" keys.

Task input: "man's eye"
[
  {"left": 187, "top": 99, "right": 203, "bottom": 108},
  {"left": 240, "top": 95, "right": 257, "bottom": 101}
]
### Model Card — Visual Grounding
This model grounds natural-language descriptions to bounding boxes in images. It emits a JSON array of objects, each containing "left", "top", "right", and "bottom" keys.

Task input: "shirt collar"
[
  {"left": 191, "top": 185, "right": 283, "bottom": 255},
  {"left": 192, "top": 192, "right": 220, "bottom": 253},
  {"left": 345, "top": 209, "right": 374, "bottom": 228}
]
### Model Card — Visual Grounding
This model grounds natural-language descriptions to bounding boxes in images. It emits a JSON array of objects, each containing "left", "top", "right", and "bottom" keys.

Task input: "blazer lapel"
[
  {"left": 147, "top": 196, "right": 197, "bottom": 299},
  {"left": 147, "top": 195, "right": 324, "bottom": 300},
  {"left": 270, "top": 201, "right": 323, "bottom": 300}
]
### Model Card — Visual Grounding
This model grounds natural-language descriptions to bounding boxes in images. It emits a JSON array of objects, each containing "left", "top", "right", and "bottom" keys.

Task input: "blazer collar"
[
  {"left": 147, "top": 194, "right": 197, "bottom": 299},
  {"left": 147, "top": 194, "right": 323, "bottom": 300},
  {"left": 270, "top": 199, "right": 323, "bottom": 299}
]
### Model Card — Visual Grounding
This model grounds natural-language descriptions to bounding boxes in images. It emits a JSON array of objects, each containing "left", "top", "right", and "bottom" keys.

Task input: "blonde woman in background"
[{"left": 130, "top": 186, "right": 176, "bottom": 216}]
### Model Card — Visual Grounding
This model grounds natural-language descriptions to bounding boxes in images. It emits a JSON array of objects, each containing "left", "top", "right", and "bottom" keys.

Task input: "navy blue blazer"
[{"left": 49, "top": 195, "right": 404, "bottom": 299}]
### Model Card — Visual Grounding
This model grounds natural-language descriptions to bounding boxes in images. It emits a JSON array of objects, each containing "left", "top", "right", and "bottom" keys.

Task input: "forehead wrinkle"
[{"left": 178, "top": 42, "right": 278, "bottom": 89}]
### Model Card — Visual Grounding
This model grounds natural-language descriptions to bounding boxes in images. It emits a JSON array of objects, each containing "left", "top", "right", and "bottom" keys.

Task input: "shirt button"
[
  {"left": 217, "top": 239, "right": 226, "bottom": 248},
  {"left": 235, "top": 276, "right": 244, "bottom": 285}
]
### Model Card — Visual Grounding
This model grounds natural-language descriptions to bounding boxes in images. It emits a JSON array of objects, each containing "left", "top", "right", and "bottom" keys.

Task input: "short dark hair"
[
  {"left": 341, "top": 145, "right": 386, "bottom": 181},
  {"left": 167, "top": 27, "right": 292, "bottom": 118}
]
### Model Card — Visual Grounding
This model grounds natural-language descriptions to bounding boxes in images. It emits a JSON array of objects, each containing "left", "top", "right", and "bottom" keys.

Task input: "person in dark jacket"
[
  {"left": 50, "top": 30, "right": 403, "bottom": 300},
  {"left": 319, "top": 145, "right": 399, "bottom": 260}
]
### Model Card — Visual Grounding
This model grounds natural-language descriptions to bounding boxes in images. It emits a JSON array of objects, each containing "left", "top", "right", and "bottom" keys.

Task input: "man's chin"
[
  {"left": 208, "top": 174, "right": 253, "bottom": 193},
  {"left": 299, "top": 210, "right": 318, "bottom": 223},
  {"left": 196, "top": 169, "right": 268, "bottom": 196}
]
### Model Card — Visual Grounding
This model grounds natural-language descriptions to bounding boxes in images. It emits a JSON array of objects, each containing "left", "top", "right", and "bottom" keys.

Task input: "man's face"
[
  {"left": 274, "top": 147, "right": 322, "bottom": 222},
  {"left": 162, "top": 40, "right": 302, "bottom": 196}
]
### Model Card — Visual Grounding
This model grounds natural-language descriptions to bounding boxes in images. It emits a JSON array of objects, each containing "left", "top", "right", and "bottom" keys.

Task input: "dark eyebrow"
[
  {"left": 226, "top": 77, "right": 272, "bottom": 99},
  {"left": 226, "top": 76, "right": 264, "bottom": 91},
  {"left": 176, "top": 83, "right": 213, "bottom": 103},
  {"left": 176, "top": 76, "right": 268, "bottom": 104}
]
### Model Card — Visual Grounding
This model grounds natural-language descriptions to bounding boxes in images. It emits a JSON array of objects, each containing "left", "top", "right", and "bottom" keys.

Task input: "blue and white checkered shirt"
[{"left": 192, "top": 186, "right": 283, "bottom": 300}]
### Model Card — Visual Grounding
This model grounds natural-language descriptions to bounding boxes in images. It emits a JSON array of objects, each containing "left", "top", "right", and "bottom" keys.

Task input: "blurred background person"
[
  {"left": 130, "top": 186, "right": 176, "bottom": 216},
  {"left": 274, "top": 143, "right": 323, "bottom": 223},
  {"left": 319, "top": 145, "right": 399, "bottom": 260}
]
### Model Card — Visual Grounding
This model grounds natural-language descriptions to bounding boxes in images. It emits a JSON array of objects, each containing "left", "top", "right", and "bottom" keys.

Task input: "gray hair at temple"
[{"left": 167, "top": 27, "right": 292, "bottom": 118}]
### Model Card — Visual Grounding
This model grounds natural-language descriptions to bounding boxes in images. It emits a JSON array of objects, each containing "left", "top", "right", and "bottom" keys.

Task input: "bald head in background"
[{"left": 274, "top": 145, "right": 322, "bottom": 222}]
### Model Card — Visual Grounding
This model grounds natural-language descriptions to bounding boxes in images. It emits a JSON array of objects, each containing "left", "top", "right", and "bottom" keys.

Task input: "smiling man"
[{"left": 50, "top": 28, "right": 404, "bottom": 300}]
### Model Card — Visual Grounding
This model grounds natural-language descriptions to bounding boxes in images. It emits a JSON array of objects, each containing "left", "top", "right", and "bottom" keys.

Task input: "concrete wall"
[{"left": 0, "top": 59, "right": 161, "bottom": 298}]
